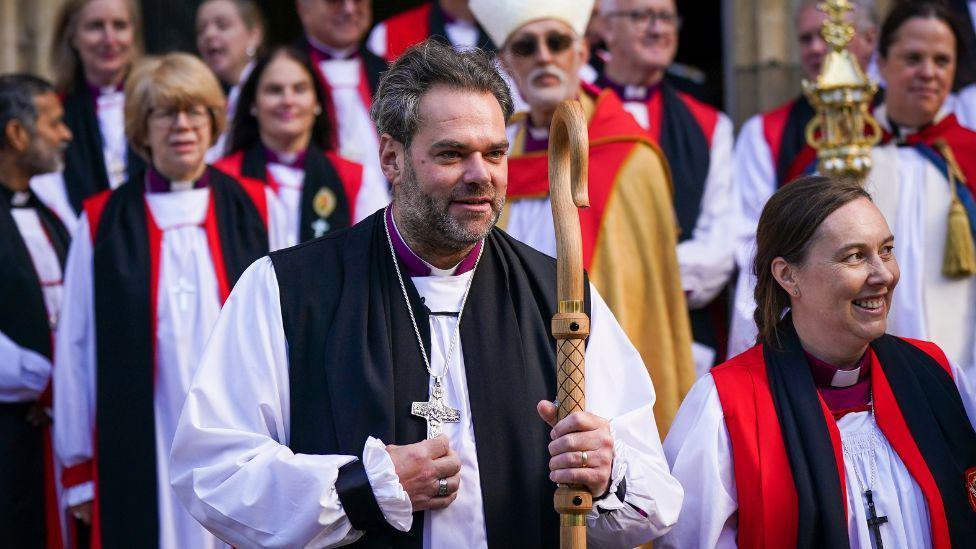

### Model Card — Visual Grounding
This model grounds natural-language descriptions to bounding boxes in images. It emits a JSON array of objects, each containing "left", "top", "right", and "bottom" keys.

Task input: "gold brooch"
[{"left": 312, "top": 187, "right": 337, "bottom": 219}]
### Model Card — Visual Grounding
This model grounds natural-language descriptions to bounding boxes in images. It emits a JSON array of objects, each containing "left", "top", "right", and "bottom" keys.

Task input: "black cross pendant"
[{"left": 864, "top": 489, "right": 888, "bottom": 549}]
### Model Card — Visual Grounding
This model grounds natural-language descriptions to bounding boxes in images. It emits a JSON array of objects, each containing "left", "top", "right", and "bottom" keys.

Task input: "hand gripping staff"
[{"left": 548, "top": 99, "right": 591, "bottom": 549}]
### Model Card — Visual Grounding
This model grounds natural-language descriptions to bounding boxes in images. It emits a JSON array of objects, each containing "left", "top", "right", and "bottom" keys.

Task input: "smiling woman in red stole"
[
  {"left": 659, "top": 175, "right": 976, "bottom": 549},
  {"left": 214, "top": 45, "right": 364, "bottom": 251},
  {"left": 52, "top": 53, "right": 268, "bottom": 549}
]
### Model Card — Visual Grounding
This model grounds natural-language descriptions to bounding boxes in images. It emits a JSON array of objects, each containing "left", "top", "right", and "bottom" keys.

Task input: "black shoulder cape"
[
  {"left": 271, "top": 210, "right": 591, "bottom": 548},
  {"left": 0, "top": 185, "right": 69, "bottom": 547},
  {"left": 90, "top": 168, "right": 267, "bottom": 547}
]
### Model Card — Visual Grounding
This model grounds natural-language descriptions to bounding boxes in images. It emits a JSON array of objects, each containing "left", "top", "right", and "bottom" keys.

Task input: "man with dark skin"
[{"left": 0, "top": 73, "right": 73, "bottom": 547}]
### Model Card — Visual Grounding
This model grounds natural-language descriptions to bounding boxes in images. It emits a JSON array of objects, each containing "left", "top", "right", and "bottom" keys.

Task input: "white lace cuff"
[{"left": 363, "top": 436, "right": 413, "bottom": 532}]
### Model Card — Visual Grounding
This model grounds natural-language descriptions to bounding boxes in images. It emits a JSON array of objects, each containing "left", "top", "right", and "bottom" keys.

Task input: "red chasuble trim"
[
  {"left": 42, "top": 433, "right": 61, "bottom": 549},
  {"left": 676, "top": 91, "right": 719, "bottom": 146},
  {"left": 506, "top": 88, "right": 662, "bottom": 269},
  {"left": 381, "top": 3, "right": 432, "bottom": 62},
  {"left": 325, "top": 151, "right": 364, "bottom": 221},
  {"left": 761, "top": 100, "right": 793, "bottom": 168}
]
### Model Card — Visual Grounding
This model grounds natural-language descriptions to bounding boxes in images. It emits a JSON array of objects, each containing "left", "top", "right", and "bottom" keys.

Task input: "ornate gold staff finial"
[{"left": 802, "top": 0, "right": 881, "bottom": 177}]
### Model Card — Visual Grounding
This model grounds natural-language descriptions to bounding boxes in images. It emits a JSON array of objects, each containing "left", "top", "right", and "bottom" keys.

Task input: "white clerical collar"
[
  {"left": 876, "top": 102, "right": 952, "bottom": 138},
  {"left": 526, "top": 124, "right": 549, "bottom": 141},
  {"left": 170, "top": 180, "right": 196, "bottom": 192},
  {"left": 831, "top": 366, "right": 861, "bottom": 388}
]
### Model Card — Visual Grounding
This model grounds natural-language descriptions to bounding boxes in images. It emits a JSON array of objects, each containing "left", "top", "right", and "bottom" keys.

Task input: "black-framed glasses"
[
  {"left": 147, "top": 105, "right": 212, "bottom": 129},
  {"left": 508, "top": 31, "right": 576, "bottom": 58},
  {"left": 604, "top": 9, "right": 681, "bottom": 29}
]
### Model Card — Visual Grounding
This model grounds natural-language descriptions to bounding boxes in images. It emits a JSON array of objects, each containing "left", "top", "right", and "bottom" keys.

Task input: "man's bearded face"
[
  {"left": 391, "top": 86, "right": 510, "bottom": 255},
  {"left": 501, "top": 19, "right": 587, "bottom": 114},
  {"left": 397, "top": 153, "right": 505, "bottom": 251}
]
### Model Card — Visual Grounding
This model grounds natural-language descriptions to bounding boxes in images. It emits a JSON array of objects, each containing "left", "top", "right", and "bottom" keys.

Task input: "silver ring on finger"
[
  {"left": 581, "top": 450, "right": 589, "bottom": 468},
  {"left": 437, "top": 477, "right": 449, "bottom": 497}
]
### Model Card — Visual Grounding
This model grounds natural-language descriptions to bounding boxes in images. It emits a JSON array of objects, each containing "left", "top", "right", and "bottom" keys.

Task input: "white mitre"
[{"left": 469, "top": 0, "right": 595, "bottom": 47}]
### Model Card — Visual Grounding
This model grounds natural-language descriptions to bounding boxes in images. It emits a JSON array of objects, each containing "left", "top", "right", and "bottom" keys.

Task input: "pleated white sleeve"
[
  {"left": 169, "top": 257, "right": 411, "bottom": 548},
  {"left": 728, "top": 114, "right": 777, "bottom": 357},
  {"left": 585, "top": 287, "right": 684, "bottom": 547},
  {"left": 53, "top": 214, "right": 97, "bottom": 506},
  {"left": 657, "top": 374, "right": 738, "bottom": 549},
  {"left": 675, "top": 113, "right": 736, "bottom": 310}
]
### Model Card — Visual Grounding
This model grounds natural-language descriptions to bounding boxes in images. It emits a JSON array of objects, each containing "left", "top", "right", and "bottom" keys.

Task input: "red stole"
[
  {"left": 881, "top": 113, "right": 976, "bottom": 197},
  {"left": 380, "top": 2, "right": 432, "bottom": 62},
  {"left": 506, "top": 87, "right": 664, "bottom": 270},
  {"left": 712, "top": 341, "right": 955, "bottom": 548}
]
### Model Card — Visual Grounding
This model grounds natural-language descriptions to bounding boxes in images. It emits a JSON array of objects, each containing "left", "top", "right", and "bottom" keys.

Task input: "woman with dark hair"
[
  {"left": 863, "top": 0, "right": 976, "bottom": 373},
  {"left": 214, "top": 46, "right": 367, "bottom": 249},
  {"left": 660, "top": 175, "right": 976, "bottom": 548}
]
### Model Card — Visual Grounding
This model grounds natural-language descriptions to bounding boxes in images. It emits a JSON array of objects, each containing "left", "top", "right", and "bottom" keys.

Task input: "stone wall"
[
  {"left": 0, "top": 0, "right": 62, "bottom": 78},
  {"left": 725, "top": 0, "right": 892, "bottom": 125}
]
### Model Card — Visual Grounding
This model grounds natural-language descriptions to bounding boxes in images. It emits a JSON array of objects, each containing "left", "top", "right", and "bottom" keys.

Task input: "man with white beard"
[{"left": 471, "top": 0, "right": 696, "bottom": 434}]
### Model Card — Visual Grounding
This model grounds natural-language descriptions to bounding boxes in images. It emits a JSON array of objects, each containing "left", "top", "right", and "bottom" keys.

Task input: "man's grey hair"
[
  {"left": 0, "top": 73, "right": 55, "bottom": 149},
  {"left": 795, "top": 0, "right": 879, "bottom": 32},
  {"left": 370, "top": 39, "right": 515, "bottom": 147}
]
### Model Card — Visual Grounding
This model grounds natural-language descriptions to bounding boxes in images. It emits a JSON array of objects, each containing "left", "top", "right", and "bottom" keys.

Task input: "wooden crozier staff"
[{"left": 548, "top": 99, "right": 591, "bottom": 549}]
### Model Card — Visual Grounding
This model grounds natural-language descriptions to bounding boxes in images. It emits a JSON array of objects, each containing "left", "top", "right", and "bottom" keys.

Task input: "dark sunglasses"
[{"left": 508, "top": 31, "right": 575, "bottom": 57}]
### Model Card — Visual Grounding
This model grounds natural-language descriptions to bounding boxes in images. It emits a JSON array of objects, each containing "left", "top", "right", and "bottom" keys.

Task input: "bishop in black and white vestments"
[{"left": 170, "top": 40, "right": 681, "bottom": 549}]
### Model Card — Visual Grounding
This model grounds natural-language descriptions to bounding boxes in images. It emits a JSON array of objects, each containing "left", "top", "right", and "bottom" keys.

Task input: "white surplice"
[
  {"left": 658, "top": 362, "right": 976, "bottom": 549},
  {"left": 265, "top": 161, "right": 306, "bottom": 251},
  {"left": 53, "top": 186, "right": 230, "bottom": 549},
  {"left": 863, "top": 105, "right": 976, "bottom": 372},
  {"left": 311, "top": 44, "right": 391, "bottom": 221},
  {"left": 170, "top": 248, "right": 683, "bottom": 548},
  {"left": 0, "top": 200, "right": 62, "bottom": 400}
]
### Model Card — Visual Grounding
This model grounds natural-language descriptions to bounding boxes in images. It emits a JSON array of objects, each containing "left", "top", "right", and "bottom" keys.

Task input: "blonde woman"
[
  {"left": 44, "top": 0, "right": 144, "bottom": 220},
  {"left": 53, "top": 53, "right": 268, "bottom": 549}
]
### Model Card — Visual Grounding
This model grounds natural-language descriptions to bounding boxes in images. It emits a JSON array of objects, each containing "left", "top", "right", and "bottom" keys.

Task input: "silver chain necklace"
[
  {"left": 844, "top": 398, "right": 889, "bottom": 548},
  {"left": 383, "top": 207, "right": 485, "bottom": 438}
]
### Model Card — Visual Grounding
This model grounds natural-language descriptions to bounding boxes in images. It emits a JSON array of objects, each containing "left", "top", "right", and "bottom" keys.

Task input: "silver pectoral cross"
[
  {"left": 411, "top": 377, "right": 460, "bottom": 439},
  {"left": 311, "top": 218, "right": 330, "bottom": 238}
]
